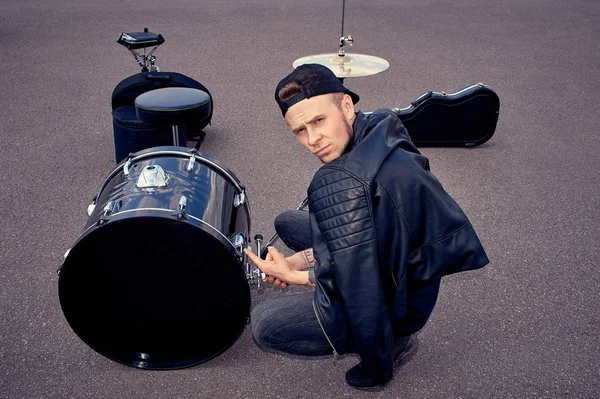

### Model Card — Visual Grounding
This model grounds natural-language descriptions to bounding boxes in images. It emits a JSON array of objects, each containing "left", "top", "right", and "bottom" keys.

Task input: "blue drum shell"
[{"left": 59, "top": 147, "right": 251, "bottom": 369}]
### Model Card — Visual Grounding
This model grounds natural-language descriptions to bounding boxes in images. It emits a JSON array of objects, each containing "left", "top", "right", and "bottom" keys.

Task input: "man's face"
[{"left": 284, "top": 94, "right": 355, "bottom": 164}]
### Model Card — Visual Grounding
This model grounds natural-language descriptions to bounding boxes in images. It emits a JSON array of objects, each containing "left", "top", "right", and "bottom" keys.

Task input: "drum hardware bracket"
[
  {"left": 86, "top": 195, "right": 98, "bottom": 216},
  {"left": 247, "top": 268, "right": 265, "bottom": 292},
  {"left": 338, "top": 34, "right": 353, "bottom": 57},
  {"left": 233, "top": 192, "right": 246, "bottom": 208},
  {"left": 174, "top": 196, "right": 188, "bottom": 220},
  {"left": 231, "top": 233, "right": 246, "bottom": 258},
  {"left": 98, "top": 201, "right": 119, "bottom": 224},
  {"left": 103, "top": 201, "right": 118, "bottom": 216},
  {"left": 244, "top": 236, "right": 267, "bottom": 292},
  {"left": 254, "top": 234, "right": 266, "bottom": 291},
  {"left": 187, "top": 153, "right": 196, "bottom": 172},
  {"left": 245, "top": 244, "right": 253, "bottom": 281},
  {"left": 338, "top": 0, "right": 352, "bottom": 57},
  {"left": 178, "top": 196, "right": 187, "bottom": 211},
  {"left": 123, "top": 158, "right": 133, "bottom": 177},
  {"left": 137, "top": 165, "right": 169, "bottom": 189},
  {"left": 123, "top": 39, "right": 161, "bottom": 73}
]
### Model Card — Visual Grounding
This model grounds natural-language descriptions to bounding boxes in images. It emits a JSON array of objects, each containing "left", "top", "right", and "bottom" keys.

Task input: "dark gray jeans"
[
  {"left": 250, "top": 210, "right": 334, "bottom": 356},
  {"left": 250, "top": 210, "right": 441, "bottom": 355}
]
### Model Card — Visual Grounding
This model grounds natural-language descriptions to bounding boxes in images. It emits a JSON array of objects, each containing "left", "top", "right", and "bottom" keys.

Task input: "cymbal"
[{"left": 292, "top": 53, "right": 389, "bottom": 78}]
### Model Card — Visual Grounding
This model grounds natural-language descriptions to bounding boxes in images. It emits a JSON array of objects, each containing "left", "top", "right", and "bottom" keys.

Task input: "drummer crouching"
[{"left": 244, "top": 64, "right": 489, "bottom": 391}]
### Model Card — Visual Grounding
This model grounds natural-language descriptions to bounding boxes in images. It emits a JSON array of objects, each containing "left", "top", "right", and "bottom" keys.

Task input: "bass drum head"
[{"left": 59, "top": 215, "right": 251, "bottom": 369}]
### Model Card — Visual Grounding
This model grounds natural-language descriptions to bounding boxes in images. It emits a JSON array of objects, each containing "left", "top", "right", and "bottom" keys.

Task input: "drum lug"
[
  {"left": 136, "top": 165, "right": 169, "bottom": 189},
  {"left": 233, "top": 191, "right": 246, "bottom": 208},
  {"left": 86, "top": 195, "right": 98, "bottom": 216},
  {"left": 187, "top": 153, "right": 196, "bottom": 172},
  {"left": 174, "top": 195, "right": 188, "bottom": 220},
  {"left": 123, "top": 159, "right": 132, "bottom": 177},
  {"left": 102, "top": 201, "right": 119, "bottom": 216},
  {"left": 231, "top": 233, "right": 245, "bottom": 257},
  {"left": 178, "top": 195, "right": 187, "bottom": 211},
  {"left": 97, "top": 201, "right": 119, "bottom": 225}
]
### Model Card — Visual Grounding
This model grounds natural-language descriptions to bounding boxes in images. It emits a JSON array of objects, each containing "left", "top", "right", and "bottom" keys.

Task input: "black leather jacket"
[{"left": 308, "top": 109, "right": 489, "bottom": 383}]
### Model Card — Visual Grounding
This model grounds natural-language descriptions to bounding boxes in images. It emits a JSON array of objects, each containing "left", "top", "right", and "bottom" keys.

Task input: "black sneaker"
[
  {"left": 393, "top": 335, "right": 419, "bottom": 371},
  {"left": 345, "top": 335, "right": 419, "bottom": 392}
]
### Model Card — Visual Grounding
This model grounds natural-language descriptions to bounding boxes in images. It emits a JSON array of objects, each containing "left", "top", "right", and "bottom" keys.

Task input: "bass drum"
[{"left": 58, "top": 146, "right": 251, "bottom": 369}]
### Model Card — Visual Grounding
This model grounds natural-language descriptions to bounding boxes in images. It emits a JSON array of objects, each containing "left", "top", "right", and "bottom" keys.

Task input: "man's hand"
[
  {"left": 262, "top": 251, "right": 288, "bottom": 288},
  {"left": 244, "top": 247, "right": 313, "bottom": 288}
]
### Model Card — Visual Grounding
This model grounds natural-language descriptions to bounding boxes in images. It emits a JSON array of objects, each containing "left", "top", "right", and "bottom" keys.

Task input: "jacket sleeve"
[{"left": 309, "top": 168, "right": 394, "bottom": 382}]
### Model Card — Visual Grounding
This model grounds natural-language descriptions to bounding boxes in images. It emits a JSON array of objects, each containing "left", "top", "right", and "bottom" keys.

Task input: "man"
[{"left": 244, "top": 64, "right": 489, "bottom": 391}]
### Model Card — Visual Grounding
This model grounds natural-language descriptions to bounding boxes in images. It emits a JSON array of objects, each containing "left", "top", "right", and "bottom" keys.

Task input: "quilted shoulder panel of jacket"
[{"left": 308, "top": 168, "right": 375, "bottom": 254}]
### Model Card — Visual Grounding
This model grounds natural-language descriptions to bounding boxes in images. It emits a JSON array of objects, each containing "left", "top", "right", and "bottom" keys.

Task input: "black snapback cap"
[{"left": 275, "top": 63, "right": 360, "bottom": 116}]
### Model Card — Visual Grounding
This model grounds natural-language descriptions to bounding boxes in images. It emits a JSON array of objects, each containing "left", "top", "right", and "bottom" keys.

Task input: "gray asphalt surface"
[{"left": 1, "top": 0, "right": 599, "bottom": 398}]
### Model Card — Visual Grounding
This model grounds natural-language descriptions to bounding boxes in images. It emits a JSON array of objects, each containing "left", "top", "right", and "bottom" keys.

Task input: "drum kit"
[
  {"left": 57, "top": 1, "right": 499, "bottom": 371},
  {"left": 58, "top": 3, "right": 391, "bottom": 369}
]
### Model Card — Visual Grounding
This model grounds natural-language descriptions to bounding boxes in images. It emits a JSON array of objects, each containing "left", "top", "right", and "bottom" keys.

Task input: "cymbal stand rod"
[
  {"left": 341, "top": 0, "right": 345, "bottom": 38},
  {"left": 339, "top": 0, "right": 346, "bottom": 57},
  {"left": 338, "top": 0, "right": 353, "bottom": 59}
]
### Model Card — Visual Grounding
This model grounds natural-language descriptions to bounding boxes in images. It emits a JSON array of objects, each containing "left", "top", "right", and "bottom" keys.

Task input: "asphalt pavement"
[{"left": 1, "top": 0, "right": 599, "bottom": 398}]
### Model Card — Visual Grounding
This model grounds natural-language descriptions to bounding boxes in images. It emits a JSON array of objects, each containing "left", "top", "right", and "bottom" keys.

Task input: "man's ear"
[{"left": 342, "top": 94, "right": 355, "bottom": 119}]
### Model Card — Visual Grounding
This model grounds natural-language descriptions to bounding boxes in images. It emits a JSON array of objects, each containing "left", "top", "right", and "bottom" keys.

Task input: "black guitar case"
[{"left": 395, "top": 83, "right": 500, "bottom": 147}]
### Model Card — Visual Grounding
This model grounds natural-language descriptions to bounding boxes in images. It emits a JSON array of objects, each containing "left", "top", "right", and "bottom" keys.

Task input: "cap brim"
[{"left": 347, "top": 90, "right": 360, "bottom": 105}]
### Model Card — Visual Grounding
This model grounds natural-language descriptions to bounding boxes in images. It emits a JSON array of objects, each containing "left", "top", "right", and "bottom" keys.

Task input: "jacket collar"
[{"left": 345, "top": 111, "right": 369, "bottom": 154}]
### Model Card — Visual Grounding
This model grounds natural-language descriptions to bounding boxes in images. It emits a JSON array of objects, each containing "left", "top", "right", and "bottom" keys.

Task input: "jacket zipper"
[
  {"left": 391, "top": 269, "right": 398, "bottom": 287},
  {"left": 312, "top": 298, "right": 339, "bottom": 359}
]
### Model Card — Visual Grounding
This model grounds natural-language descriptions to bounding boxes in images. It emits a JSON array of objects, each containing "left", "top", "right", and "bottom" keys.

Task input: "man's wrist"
[
  {"left": 303, "top": 249, "right": 316, "bottom": 269},
  {"left": 307, "top": 269, "right": 316, "bottom": 285},
  {"left": 288, "top": 249, "right": 316, "bottom": 271},
  {"left": 287, "top": 270, "right": 315, "bottom": 286}
]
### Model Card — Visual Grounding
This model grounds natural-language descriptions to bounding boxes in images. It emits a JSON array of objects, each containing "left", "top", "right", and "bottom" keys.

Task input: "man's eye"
[
  {"left": 315, "top": 118, "right": 324, "bottom": 124},
  {"left": 296, "top": 128, "right": 305, "bottom": 134}
]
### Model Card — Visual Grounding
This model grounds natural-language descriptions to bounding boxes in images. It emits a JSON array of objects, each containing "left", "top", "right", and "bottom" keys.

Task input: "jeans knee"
[
  {"left": 274, "top": 211, "right": 292, "bottom": 236},
  {"left": 274, "top": 211, "right": 311, "bottom": 252},
  {"left": 250, "top": 303, "right": 281, "bottom": 350}
]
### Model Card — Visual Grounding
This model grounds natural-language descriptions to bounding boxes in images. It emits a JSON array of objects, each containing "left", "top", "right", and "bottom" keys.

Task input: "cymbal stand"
[{"left": 337, "top": 0, "right": 353, "bottom": 83}]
